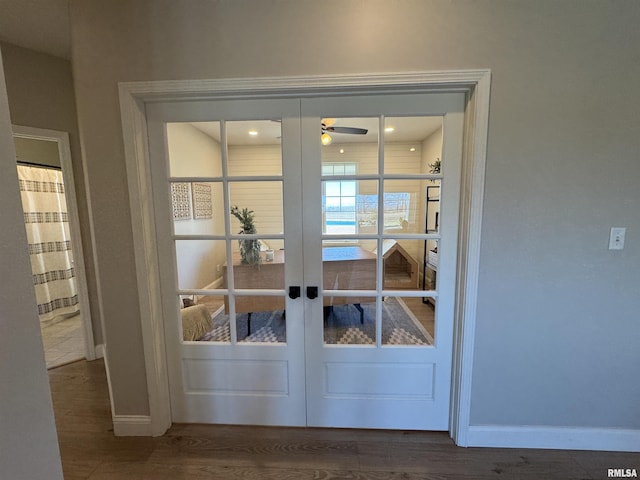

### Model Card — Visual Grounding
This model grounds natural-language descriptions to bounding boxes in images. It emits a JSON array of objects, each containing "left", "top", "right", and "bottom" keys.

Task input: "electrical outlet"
[
  {"left": 609, "top": 227, "right": 626, "bottom": 250},
  {"left": 216, "top": 264, "right": 221, "bottom": 273}
]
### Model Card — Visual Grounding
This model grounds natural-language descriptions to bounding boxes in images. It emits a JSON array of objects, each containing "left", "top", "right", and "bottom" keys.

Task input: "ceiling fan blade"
[{"left": 325, "top": 126, "right": 368, "bottom": 135}]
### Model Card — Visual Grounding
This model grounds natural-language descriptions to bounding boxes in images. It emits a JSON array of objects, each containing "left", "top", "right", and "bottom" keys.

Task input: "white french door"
[
  {"left": 301, "top": 94, "right": 464, "bottom": 429},
  {"left": 146, "top": 91, "right": 464, "bottom": 429},
  {"left": 147, "top": 98, "right": 307, "bottom": 425}
]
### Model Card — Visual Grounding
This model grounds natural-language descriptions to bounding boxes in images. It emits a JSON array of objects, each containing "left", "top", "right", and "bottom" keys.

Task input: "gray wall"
[
  {"left": 0, "top": 48, "right": 64, "bottom": 480},
  {"left": 68, "top": 0, "right": 640, "bottom": 427},
  {"left": 1, "top": 41, "right": 102, "bottom": 345}
]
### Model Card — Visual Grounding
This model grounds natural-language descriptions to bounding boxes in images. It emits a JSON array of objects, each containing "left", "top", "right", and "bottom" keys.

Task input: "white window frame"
[{"left": 322, "top": 162, "right": 359, "bottom": 239}]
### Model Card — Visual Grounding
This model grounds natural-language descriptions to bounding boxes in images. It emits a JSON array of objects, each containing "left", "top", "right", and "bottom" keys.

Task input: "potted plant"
[
  {"left": 231, "top": 205, "right": 261, "bottom": 265},
  {"left": 428, "top": 158, "right": 441, "bottom": 174}
]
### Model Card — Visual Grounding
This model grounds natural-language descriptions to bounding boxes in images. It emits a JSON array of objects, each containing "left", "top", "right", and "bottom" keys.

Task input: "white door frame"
[
  {"left": 118, "top": 71, "right": 491, "bottom": 442},
  {"left": 12, "top": 125, "right": 96, "bottom": 361}
]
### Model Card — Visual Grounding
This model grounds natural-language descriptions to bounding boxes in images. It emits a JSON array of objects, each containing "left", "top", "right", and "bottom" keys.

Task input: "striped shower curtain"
[{"left": 17, "top": 165, "right": 79, "bottom": 323}]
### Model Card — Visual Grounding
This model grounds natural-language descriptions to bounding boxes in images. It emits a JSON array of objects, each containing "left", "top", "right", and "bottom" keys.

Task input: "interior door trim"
[{"left": 118, "top": 70, "right": 491, "bottom": 442}]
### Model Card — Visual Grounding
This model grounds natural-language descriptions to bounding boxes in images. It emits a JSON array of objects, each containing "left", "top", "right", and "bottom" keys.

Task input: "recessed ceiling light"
[
  {"left": 409, "top": 147, "right": 416, "bottom": 152},
  {"left": 248, "top": 130, "right": 258, "bottom": 136},
  {"left": 339, "top": 148, "right": 345, "bottom": 154},
  {"left": 384, "top": 126, "right": 395, "bottom": 133}
]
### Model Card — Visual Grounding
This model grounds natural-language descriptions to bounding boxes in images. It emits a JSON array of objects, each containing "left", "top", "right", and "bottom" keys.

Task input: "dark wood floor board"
[
  {"left": 53, "top": 413, "right": 113, "bottom": 434},
  {"left": 86, "top": 461, "right": 458, "bottom": 480},
  {"left": 355, "top": 441, "right": 593, "bottom": 478},
  {"left": 149, "top": 434, "right": 361, "bottom": 471},
  {"left": 60, "top": 457, "right": 102, "bottom": 480},
  {"left": 57, "top": 433, "right": 159, "bottom": 464},
  {"left": 569, "top": 449, "right": 640, "bottom": 478}
]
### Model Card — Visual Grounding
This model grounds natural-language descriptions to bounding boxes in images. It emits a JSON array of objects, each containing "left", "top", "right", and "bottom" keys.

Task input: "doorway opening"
[
  {"left": 118, "top": 71, "right": 491, "bottom": 441},
  {"left": 13, "top": 125, "right": 95, "bottom": 369}
]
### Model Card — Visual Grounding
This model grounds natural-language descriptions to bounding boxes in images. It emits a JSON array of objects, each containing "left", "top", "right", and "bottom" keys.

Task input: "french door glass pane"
[
  {"left": 323, "top": 296, "right": 376, "bottom": 345},
  {"left": 381, "top": 238, "right": 423, "bottom": 291},
  {"left": 425, "top": 239, "right": 439, "bottom": 291},
  {"left": 381, "top": 296, "right": 434, "bottom": 346},
  {"left": 234, "top": 297, "right": 286, "bottom": 344},
  {"left": 383, "top": 116, "right": 443, "bottom": 175},
  {"left": 230, "top": 240, "right": 284, "bottom": 290},
  {"left": 321, "top": 241, "right": 376, "bottom": 291},
  {"left": 426, "top": 182, "right": 440, "bottom": 233},
  {"left": 168, "top": 122, "right": 222, "bottom": 177},
  {"left": 170, "top": 181, "right": 224, "bottom": 236},
  {"left": 175, "top": 239, "right": 227, "bottom": 290},
  {"left": 382, "top": 179, "right": 428, "bottom": 234},
  {"left": 180, "top": 294, "right": 227, "bottom": 343},
  {"left": 322, "top": 179, "right": 378, "bottom": 235},
  {"left": 320, "top": 117, "right": 379, "bottom": 176},
  {"left": 226, "top": 120, "right": 283, "bottom": 176},
  {"left": 229, "top": 181, "right": 284, "bottom": 236}
]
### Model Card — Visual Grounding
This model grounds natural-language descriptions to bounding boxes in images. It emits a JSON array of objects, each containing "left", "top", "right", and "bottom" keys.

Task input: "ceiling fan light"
[{"left": 321, "top": 132, "right": 332, "bottom": 145}]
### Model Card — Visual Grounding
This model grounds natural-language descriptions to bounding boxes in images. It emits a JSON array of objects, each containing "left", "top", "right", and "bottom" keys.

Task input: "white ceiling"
[
  {"left": 191, "top": 116, "right": 442, "bottom": 146},
  {"left": 0, "top": 0, "right": 71, "bottom": 59}
]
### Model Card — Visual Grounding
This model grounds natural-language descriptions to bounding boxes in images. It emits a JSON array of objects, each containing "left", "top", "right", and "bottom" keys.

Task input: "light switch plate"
[{"left": 609, "top": 227, "right": 626, "bottom": 250}]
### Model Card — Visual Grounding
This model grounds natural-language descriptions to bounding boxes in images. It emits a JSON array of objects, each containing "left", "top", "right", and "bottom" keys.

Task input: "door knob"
[
  {"left": 288, "top": 286, "right": 301, "bottom": 299},
  {"left": 306, "top": 286, "right": 318, "bottom": 299}
]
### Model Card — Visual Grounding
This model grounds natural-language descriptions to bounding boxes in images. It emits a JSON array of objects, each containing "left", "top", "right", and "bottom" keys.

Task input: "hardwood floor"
[{"left": 49, "top": 360, "right": 637, "bottom": 479}]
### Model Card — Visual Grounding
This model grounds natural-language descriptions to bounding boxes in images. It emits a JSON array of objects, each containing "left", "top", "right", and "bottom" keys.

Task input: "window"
[
  {"left": 322, "top": 163, "right": 357, "bottom": 234},
  {"left": 322, "top": 163, "right": 413, "bottom": 234},
  {"left": 383, "top": 192, "right": 411, "bottom": 229},
  {"left": 356, "top": 192, "right": 411, "bottom": 230}
]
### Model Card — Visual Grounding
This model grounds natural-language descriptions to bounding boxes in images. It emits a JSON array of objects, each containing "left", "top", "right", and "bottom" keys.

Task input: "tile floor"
[{"left": 40, "top": 312, "right": 85, "bottom": 369}]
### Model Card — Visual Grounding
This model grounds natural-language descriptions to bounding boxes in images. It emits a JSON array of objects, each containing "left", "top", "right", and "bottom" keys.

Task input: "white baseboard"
[
  {"left": 197, "top": 277, "right": 223, "bottom": 300},
  {"left": 467, "top": 425, "right": 640, "bottom": 452},
  {"left": 112, "top": 415, "right": 156, "bottom": 436},
  {"left": 203, "top": 277, "right": 223, "bottom": 291},
  {"left": 185, "top": 277, "right": 223, "bottom": 303},
  {"left": 95, "top": 344, "right": 105, "bottom": 359}
]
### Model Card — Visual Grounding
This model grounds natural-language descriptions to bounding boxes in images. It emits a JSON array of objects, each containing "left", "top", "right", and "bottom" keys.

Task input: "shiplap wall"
[{"left": 228, "top": 145, "right": 285, "bottom": 251}]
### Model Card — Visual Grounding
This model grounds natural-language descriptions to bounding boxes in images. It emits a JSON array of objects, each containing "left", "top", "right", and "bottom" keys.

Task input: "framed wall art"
[
  {"left": 171, "top": 182, "right": 192, "bottom": 221},
  {"left": 192, "top": 182, "right": 212, "bottom": 219}
]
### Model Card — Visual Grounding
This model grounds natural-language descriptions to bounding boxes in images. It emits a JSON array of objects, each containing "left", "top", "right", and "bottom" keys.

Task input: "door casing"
[{"left": 118, "top": 70, "right": 491, "bottom": 443}]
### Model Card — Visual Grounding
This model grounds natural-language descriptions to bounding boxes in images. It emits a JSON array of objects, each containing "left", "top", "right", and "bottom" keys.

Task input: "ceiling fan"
[
  {"left": 321, "top": 118, "right": 368, "bottom": 145},
  {"left": 271, "top": 118, "right": 368, "bottom": 144}
]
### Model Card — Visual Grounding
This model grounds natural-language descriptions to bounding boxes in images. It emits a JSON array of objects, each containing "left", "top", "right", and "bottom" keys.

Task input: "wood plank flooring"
[{"left": 49, "top": 359, "right": 638, "bottom": 479}]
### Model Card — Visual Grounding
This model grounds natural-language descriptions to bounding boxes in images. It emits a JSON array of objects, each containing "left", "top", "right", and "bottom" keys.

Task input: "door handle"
[
  {"left": 306, "top": 286, "right": 318, "bottom": 300},
  {"left": 288, "top": 286, "right": 301, "bottom": 299}
]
